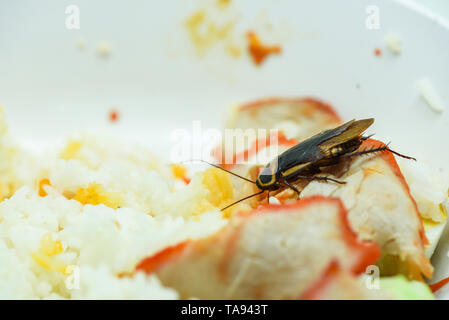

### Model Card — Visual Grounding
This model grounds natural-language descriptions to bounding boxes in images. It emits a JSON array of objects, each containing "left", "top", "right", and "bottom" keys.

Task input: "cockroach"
[{"left": 196, "top": 118, "right": 415, "bottom": 211}]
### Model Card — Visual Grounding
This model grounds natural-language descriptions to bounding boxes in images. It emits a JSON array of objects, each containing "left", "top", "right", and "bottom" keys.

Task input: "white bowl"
[
  {"left": 1, "top": 0, "right": 449, "bottom": 297},
  {"left": 1, "top": 0, "right": 448, "bottom": 170}
]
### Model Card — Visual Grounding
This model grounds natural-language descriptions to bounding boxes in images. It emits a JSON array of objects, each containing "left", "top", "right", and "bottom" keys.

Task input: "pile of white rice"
[{"left": 0, "top": 109, "right": 227, "bottom": 299}]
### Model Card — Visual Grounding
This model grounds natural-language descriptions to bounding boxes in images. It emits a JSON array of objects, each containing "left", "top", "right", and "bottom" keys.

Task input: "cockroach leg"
[
  {"left": 297, "top": 175, "right": 346, "bottom": 185},
  {"left": 281, "top": 180, "right": 301, "bottom": 199},
  {"left": 340, "top": 145, "right": 416, "bottom": 161},
  {"left": 386, "top": 148, "right": 417, "bottom": 161},
  {"left": 339, "top": 146, "right": 388, "bottom": 158}
]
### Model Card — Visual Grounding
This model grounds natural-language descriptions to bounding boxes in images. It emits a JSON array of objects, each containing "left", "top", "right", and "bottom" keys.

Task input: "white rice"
[{"left": 0, "top": 112, "right": 227, "bottom": 299}]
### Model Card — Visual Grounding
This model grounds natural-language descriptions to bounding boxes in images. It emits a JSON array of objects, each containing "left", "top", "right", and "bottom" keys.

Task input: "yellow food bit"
[
  {"left": 193, "top": 199, "right": 217, "bottom": 216},
  {"left": 185, "top": 9, "right": 234, "bottom": 55},
  {"left": 225, "top": 42, "right": 242, "bottom": 58},
  {"left": 60, "top": 140, "right": 82, "bottom": 160},
  {"left": 171, "top": 164, "right": 187, "bottom": 180},
  {"left": 0, "top": 182, "right": 10, "bottom": 201},
  {"left": 217, "top": 0, "right": 231, "bottom": 8},
  {"left": 31, "top": 252, "right": 70, "bottom": 275},
  {"left": 422, "top": 218, "right": 440, "bottom": 229},
  {"left": 422, "top": 204, "right": 448, "bottom": 229},
  {"left": 201, "top": 168, "right": 234, "bottom": 217},
  {"left": 40, "top": 233, "right": 64, "bottom": 256},
  {"left": 441, "top": 203, "right": 448, "bottom": 220},
  {"left": 72, "top": 183, "right": 122, "bottom": 209},
  {"left": 31, "top": 233, "right": 70, "bottom": 275},
  {"left": 38, "top": 178, "right": 51, "bottom": 197}
]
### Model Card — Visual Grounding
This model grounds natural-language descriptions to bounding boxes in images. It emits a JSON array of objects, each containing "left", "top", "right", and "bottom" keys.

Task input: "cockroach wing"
[
  {"left": 135, "top": 196, "right": 380, "bottom": 299},
  {"left": 275, "top": 119, "right": 357, "bottom": 170},
  {"left": 317, "top": 118, "right": 374, "bottom": 150}
]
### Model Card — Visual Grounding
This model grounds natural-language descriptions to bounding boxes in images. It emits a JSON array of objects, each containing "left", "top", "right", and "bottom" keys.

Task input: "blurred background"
[{"left": 0, "top": 0, "right": 448, "bottom": 175}]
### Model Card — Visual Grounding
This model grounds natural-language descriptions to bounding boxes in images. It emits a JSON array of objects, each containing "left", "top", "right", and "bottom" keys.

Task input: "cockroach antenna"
[
  {"left": 220, "top": 190, "right": 265, "bottom": 211},
  {"left": 179, "top": 159, "right": 267, "bottom": 211},
  {"left": 361, "top": 133, "right": 375, "bottom": 140}
]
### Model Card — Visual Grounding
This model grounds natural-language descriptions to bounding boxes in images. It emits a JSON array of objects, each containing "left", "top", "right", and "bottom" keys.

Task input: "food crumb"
[
  {"left": 96, "top": 41, "right": 112, "bottom": 58},
  {"left": 109, "top": 109, "right": 120, "bottom": 123},
  {"left": 269, "top": 196, "right": 280, "bottom": 205},
  {"left": 416, "top": 78, "right": 446, "bottom": 113},
  {"left": 246, "top": 31, "right": 282, "bottom": 66},
  {"left": 38, "top": 179, "right": 51, "bottom": 197},
  {"left": 384, "top": 33, "right": 402, "bottom": 55},
  {"left": 374, "top": 48, "right": 382, "bottom": 57},
  {"left": 171, "top": 164, "right": 191, "bottom": 184},
  {"left": 185, "top": 10, "right": 234, "bottom": 56},
  {"left": 75, "top": 38, "right": 86, "bottom": 51}
]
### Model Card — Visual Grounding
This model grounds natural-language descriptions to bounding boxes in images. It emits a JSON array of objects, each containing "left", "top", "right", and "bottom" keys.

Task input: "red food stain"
[
  {"left": 374, "top": 48, "right": 382, "bottom": 56},
  {"left": 109, "top": 109, "right": 120, "bottom": 123},
  {"left": 136, "top": 241, "right": 189, "bottom": 274},
  {"left": 430, "top": 276, "right": 449, "bottom": 293},
  {"left": 299, "top": 260, "right": 341, "bottom": 300},
  {"left": 240, "top": 195, "right": 381, "bottom": 275},
  {"left": 246, "top": 31, "right": 282, "bottom": 66}
]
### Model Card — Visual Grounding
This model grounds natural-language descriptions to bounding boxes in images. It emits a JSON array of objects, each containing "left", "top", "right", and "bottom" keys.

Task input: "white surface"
[
  {"left": 1, "top": 0, "right": 448, "bottom": 173},
  {"left": 415, "top": 0, "right": 449, "bottom": 21},
  {"left": 0, "top": 7, "right": 447, "bottom": 169}
]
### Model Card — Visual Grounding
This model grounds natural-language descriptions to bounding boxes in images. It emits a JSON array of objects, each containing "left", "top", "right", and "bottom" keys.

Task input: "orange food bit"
[
  {"left": 39, "top": 179, "right": 51, "bottom": 197},
  {"left": 171, "top": 164, "right": 191, "bottom": 184},
  {"left": 430, "top": 276, "right": 449, "bottom": 292},
  {"left": 136, "top": 242, "right": 189, "bottom": 274},
  {"left": 374, "top": 48, "right": 382, "bottom": 56},
  {"left": 246, "top": 31, "right": 282, "bottom": 66},
  {"left": 109, "top": 109, "right": 120, "bottom": 123}
]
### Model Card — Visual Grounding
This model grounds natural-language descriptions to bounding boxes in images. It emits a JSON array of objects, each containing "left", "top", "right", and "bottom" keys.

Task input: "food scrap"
[
  {"left": 374, "top": 48, "right": 382, "bottom": 57},
  {"left": 246, "top": 31, "right": 282, "bottom": 65},
  {"left": 38, "top": 178, "right": 51, "bottom": 197},
  {"left": 71, "top": 183, "right": 122, "bottom": 209},
  {"left": 430, "top": 276, "right": 449, "bottom": 293},
  {"left": 31, "top": 233, "right": 70, "bottom": 275},
  {"left": 171, "top": 164, "right": 191, "bottom": 184},
  {"left": 416, "top": 78, "right": 446, "bottom": 113},
  {"left": 185, "top": 9, "right": 234, "bottom": 56},
  {"left": 384, "top": 32, "right": 402, "bottom": 55},
  {"left": 109, "top": 109, "right": 120, "bottom": 123},
  {"left": 75, "top": 37, "right": 86, "bottom": 51},
  {"left": 96, "top": 41, "right": 112, "bottom": 58}
]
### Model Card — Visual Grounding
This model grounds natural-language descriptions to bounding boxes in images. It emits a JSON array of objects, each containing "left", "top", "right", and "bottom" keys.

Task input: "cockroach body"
[{"left": 197, "top": 118, "right": 415, "bottom": 211}]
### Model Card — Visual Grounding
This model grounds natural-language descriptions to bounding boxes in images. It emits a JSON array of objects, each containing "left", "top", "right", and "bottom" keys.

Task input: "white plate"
[{"left": 1, "top": 0, "right": 449, "bottom": 296}]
